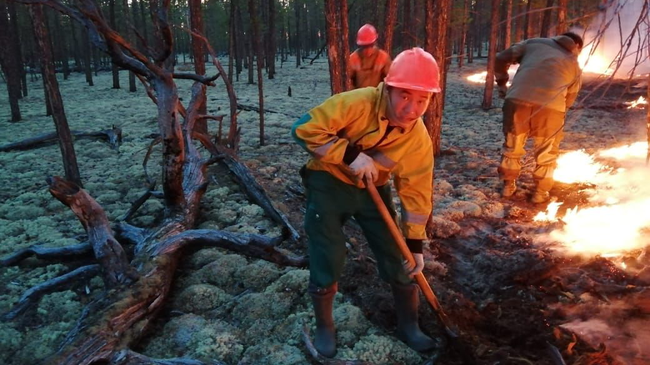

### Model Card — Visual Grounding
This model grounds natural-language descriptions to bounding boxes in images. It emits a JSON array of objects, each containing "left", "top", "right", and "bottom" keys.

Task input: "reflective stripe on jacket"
[{"left": 291, "top": 83, "right": 433, "bottom": 239}]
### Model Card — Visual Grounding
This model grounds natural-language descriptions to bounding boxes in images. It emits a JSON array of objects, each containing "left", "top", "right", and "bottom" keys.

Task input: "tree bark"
[
  {"left": 55, "top": 12, "right": 70, "bottom": 80},
  {"left": 514, "top": 0, "right": 524, "bottom": 43},
  {"left": 7, "top": 0, "right": 26, "bottom": 98},
  {"left": 189, "top": 0, "right": 207, "bottom": 135},
  {"left": 382, "top": 0, "right": 397, "bottom": 55},
  {"left": 423, "top": 0, "right": 451, "bottom": 156},
  {"left": 228, "top": 0, "right": 236, "bottom": 82},
  {"left": 324, "top": 0, "right": 345, "bottom": 95},
  {"left": 556, "top": 0, "right": 568, "bottom": 34},
  {"left": 0, "top": 0, "right": 22, "bottom": 121},
  {"left": 458, "top": 0, "right": 469, "bottom": 68},
  {"left": 504, "top": 0, "right": 513, "bottom": 49},
  {"left": 109, "top": 0, "right": 120, "bottom": 89},
  {"left": 540, "top": 0, "right": 554, "bottom": 38},
  {"left": 121, "top": 0, "right": 137, "bottom": 92},
  {"left": 339, "top": 0, "right": 351, "bottom": 91},
  {"left": 249, "top": 0, "right": 266, "bottom": 146},
  {"left": 29, "top": 4, "right": 82, "bottom": 187},
  {"left": 402, "top": 0, "right": 411, "bottom": 51},
  {"left": 482, "top": 0, "right": 500, "bottom": 110},
  {"left": 82, "top": 28, "right": 93, "bottom": 86},
  {"left": 523, "top": 0, "right": 532, "bottom": 40},
  {"left": 266, "top": 0, "right": 276, "bottom": 79},
  {"left": 294, "top": 0, "right": 301, "bottom": 67}
]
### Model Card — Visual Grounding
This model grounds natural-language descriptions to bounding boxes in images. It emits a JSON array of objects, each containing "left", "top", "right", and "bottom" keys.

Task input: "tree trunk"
[
  {"left": 514, "top": 0, "right": 524, "bottom": 43},
  {"left": 540, "top": 0, "right": 554, "bottom": 38},
  {"left": 249, "top": 0, "right": 266, "bottom": 146},
  {"left": 55, "top": 13, "right": 70, "bottom": 80},
  {"left": 82, "top": 28, "right": 93, "bottom": 86},
  {"left": 339, "top": 0, "right": 351, "bottom": 91},
  {"left": 70, "top": 21, "right": 81, "bottom": 71},
  {"left": 247, "top": 32, "right": 254, "bottom": 84},
  {"left": 267, "top": 0, "right": 276, "bottom": 79},
  {"left": 324, "top": 0, "right": 345, "bottom": 95},
  {"left": 294, "top": 0, "right": 301, "bottom": 67},
  {"left": 382, "top": 0, "right": 397, "bottom": 55},
  {"left": 0, "top": 0, "right": 22, "bottom": 122},
  {"left": 121, "top": 0, "right": 137, "bottom": 92},
  {"left": 236, "top": 4, "right": 244, "bottom": 80},
  {"left": 402, "top": 0, "right": 411, "bottom": 51},
  {"left": 189, "top": 0, "right": 207, "bottom": 135},
  {"left": 504, "top": 0, "right": 513, "bottom": 49},
  {"left": 482, "top": 0, "right": 500, "bottom": 110},
  {"left": 423, "top": 0, "right": 451, "bottom": 156},
  {"left": 228, "top": 0, "right": 236, "bottom": 82},
  {"left": 458, "top": 0, "right": 469, "bottom": 68},
  {"left": 30, "top": 4, "right": 82, "bottom": 187},
  {"left": 523, "top": 0, "right": 532, "bottom": 40},
  {"left": 556, "top": 0, "right": 568, "bottom": 34},
  {"left": 109, "top": 0, "right": 120, "bottom": 89},
  {"left": 7, "top": 0, "right": 25, "bottom": 98}
]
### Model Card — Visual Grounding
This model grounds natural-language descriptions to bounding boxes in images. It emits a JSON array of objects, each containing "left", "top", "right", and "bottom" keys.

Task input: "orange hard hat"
[
  {"left": 384, "top": 47, "right": 441, "bottom": 93},
  {"left": 356, "top": 24, "right": 378, "bottom": 46}
]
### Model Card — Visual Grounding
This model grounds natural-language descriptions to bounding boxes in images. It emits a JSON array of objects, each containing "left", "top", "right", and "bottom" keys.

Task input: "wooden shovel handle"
[{"left": 365, "top": 178, "right": 458, "bottom": 338}]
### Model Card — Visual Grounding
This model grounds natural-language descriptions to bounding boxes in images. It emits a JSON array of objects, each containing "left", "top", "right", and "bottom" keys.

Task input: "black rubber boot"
[
  {"left": 391, "top": 283, "right": 436, "bottom": 352},
  {"left": 309, "top": 282, "right": 337, "bottom": 358}
]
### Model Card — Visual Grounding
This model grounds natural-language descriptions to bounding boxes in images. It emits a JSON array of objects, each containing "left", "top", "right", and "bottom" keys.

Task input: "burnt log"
[
  {"left": 0, "top": 126, "right": 122, "bottom": 152},
  {"left": 0, "top": 242, "right": 93, "bottom": 266}
]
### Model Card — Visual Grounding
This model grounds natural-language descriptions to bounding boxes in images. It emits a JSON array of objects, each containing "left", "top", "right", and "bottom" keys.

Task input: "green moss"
[
  {"left": 37, "top": 290, "right": 82, "bottom": 323},
  {"left": 198, "top": 253, "right": 248, "bottom": 288},
  {"left": 233, "top": 260, "right": 284, "bottom": 292},
  {"left": 240, "top": 342, "right": 306, "bottom": 365},
  {"left": 231, "top": 292, "right": 292, "bottom": 328},
  {"left": 175, "top": 284, "right": 232, "bottom": 313}
]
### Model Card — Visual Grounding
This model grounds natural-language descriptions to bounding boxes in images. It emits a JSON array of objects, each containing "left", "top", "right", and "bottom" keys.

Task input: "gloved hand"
[
  {"left": 402, "top": 253, "right": 424, "bottom": 278},
  {"left": 349, "top": 152, "right": 378, "bottom": 183},
  {"left": 497, "top": 84, "right": 508, "bottom": 99}
]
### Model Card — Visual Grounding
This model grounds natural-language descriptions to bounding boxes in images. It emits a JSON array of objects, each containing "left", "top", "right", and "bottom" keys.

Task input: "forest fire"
[
  {"left": 578, "top": 44, "right": 614, "bottom": 75},
  {"left": 626, "top": 95, "right": 647, "bottom": 109},
  {"left": 535, "top": 142, "right": 650, "bottom": 258}
]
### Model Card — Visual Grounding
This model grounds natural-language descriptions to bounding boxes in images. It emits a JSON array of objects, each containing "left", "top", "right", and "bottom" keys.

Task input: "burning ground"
[{"left": 0, "top": 58, "right": 649, "bottom": 364}]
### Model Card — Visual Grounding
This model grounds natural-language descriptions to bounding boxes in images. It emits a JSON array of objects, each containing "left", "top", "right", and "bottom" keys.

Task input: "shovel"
[{"left": 365, "top": 178, "right": 476, "bottom": 363}]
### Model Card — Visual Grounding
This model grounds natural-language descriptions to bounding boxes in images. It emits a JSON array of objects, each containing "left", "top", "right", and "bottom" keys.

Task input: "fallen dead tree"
[
  {"left": 1, "top": 1, "right": 304, "bottom": 364},
  {"left": 0, "top": 125, "right": 122, "bottom": 152}
]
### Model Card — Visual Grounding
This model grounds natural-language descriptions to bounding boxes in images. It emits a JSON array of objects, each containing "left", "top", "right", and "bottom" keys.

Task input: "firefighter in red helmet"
[{"left": 348, "top": 24, "right": 392, "bottom": 89}]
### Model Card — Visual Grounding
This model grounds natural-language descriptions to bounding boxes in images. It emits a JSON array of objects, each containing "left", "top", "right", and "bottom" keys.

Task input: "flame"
[
  {"left": 626, "top": 96, "right": 647, "bottom": 109},
  {"left": 535, "top": 142, "right": 650, "bottom": 258},
  {"left": 533, "top": 201, "right": 563, "bottom": 221},
  {"left": 578, "top": 44, "right": 614, "bottom": 75},
  {"left": 466, "top": 66, "right": 517, "bottom": 86}
]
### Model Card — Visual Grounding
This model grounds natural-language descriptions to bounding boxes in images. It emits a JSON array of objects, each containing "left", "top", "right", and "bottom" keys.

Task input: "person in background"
[
  {"left": 495, "top": 32, "right": 583, "bottom": 203},
  {"left": 348, "top": 23, "right": 392, "bottom": 89}
]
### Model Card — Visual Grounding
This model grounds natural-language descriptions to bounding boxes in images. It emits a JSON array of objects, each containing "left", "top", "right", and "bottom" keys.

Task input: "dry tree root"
[
  {"left": 2, "top": 264, "right": 100, "bottom": 321},
  {"left": 216, "top": 147, "right": 301, "bottom": 242},
  {"left": 0, "top": 126, "right": 122, "bottom": 152},
  {"left": 0, "top": 242, "right": 92, "bottom": 266}
]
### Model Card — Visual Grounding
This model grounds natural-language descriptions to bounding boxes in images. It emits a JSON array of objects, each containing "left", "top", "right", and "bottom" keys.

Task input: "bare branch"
[
  {"left": 2, "top": 265, "right": 100, "bottom": 321},
  {"left": 1, "top": 242, "right": 92, "bottom": 266},
  {"left": 153, "top": 229, "right": 306, "bottom": 267},
  {"left": 172, "top": 72, "right": 220, "bottom": 85},
  {"left": 111, "top": 349, "right": 223, "bottom": 365}
]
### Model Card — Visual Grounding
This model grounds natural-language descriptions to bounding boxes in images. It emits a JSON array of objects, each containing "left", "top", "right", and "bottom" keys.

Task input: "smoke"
[{"left": 579, "top": 0, "right": 650, "bottom": 77}]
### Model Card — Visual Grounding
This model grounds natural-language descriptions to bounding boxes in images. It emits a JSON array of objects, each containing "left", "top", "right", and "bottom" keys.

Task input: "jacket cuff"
[
  {"left": 406, "top": 239, "right": 423, "bottom": 254},
  {"left": 343, "top": 144, "right": 361, "bottom": 165}
]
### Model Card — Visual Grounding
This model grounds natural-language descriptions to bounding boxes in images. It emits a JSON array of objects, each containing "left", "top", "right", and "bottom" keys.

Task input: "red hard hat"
[
  {"left": 384, "top": 47, "right": 441, "bottom": 93},
  {"left": 356, "top": 24, "right": 378, "bottom": 46}
]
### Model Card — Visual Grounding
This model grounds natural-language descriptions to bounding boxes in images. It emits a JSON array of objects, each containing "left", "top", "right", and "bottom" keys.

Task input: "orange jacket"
[
  {"left": 291, "top": 83, "right": 433, "bottom": 240},
  {"left": 348, "top": 48, "right": 392, "bottom": 89}
]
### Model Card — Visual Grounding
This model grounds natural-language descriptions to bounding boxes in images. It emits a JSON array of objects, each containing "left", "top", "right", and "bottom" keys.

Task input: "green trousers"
[{"left": 302, "top": 169, "right": 411, "bottom": 288}]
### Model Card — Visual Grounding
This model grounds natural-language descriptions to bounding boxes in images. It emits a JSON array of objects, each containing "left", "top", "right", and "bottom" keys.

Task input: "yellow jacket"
[{"left": 292, "top": 83, "right": 433, "bottom": 240}]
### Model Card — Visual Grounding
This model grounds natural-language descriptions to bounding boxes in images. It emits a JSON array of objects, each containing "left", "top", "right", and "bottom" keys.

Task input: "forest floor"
[{"left": 0, "top": 57, "right": 648, "bottom": 365}]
